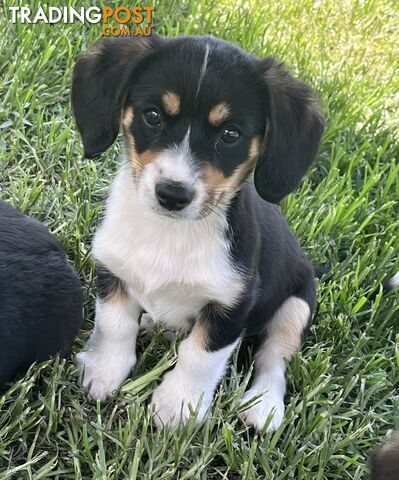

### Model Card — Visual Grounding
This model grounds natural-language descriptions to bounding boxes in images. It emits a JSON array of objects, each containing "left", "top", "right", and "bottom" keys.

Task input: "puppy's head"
[{"left": 72, "top": 35, "right": 324, "bottom": 219}]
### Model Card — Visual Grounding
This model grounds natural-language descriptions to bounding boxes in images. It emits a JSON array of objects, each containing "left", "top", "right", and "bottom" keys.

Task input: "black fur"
[
  {"left": 96, "top": 263, "right": 127, "bottom": 301},
  {"left": 369, "top": 434, "right": 399, "bottom": 480},
  {"left": 72, "top": 35, "right": 163, "bottom": 158},
  {"left": 72, "top": 36, "right": 322, "bottom": 357},
  {"left": 254, "top": 58, "right": 324, "bottom": 202},
  {"left": 72, "top": 35, "right": 323, "bottom": 203},
  {"left": 0, "top": 201, "right": 83, "bottom": 387},
  {"left": 201, "top": 184, "right": 315, "bottom": 351}
]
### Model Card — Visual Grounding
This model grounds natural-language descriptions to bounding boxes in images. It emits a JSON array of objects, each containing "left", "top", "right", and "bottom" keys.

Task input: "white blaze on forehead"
[
  {"left": 196, "top": 43, "right": 210, "bottom": 98},
  {"left": 135, "top": 126, "right": 208, "bottom": 219}
]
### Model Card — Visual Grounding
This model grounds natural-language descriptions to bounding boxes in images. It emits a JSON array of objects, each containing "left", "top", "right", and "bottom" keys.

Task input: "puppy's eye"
[
  {"left": 220, "top": 126, "right": 241, "bottom": 144},
  {"left": 143, "top": 109, "right": 162, "bottom": 127}
]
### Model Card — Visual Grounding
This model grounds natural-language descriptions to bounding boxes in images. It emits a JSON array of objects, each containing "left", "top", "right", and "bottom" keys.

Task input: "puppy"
[
  {"left": 0, "top": 200, "right": 82, "bottom": 387},
  {"left": 72, "top": 35, "right": 324, "bottom": 431},
  {"left": 370, "top": 433, "right": 399, "bottom": 480}
]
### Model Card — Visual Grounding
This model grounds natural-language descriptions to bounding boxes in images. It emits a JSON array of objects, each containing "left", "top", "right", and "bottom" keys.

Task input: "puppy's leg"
[
  {"left": 76, "top": 265, "right": 140, "bottom": 400},
  {"left": 151, "top": 303, "right": 247, "bottom": 428},
  {"left": 239, "top": 296, "right": 312, "bottom": 431}
]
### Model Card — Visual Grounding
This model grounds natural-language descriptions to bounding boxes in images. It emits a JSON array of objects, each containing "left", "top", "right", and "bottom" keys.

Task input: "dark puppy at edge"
[
  {"left": 0, "top": 200, "right": 82, "bottom": 387},
  {"left": 369, "top": 433, "right": 399, "bottom": 480},
  {"left": 72, "top": 35, "right": 324, "bottom": 431}
]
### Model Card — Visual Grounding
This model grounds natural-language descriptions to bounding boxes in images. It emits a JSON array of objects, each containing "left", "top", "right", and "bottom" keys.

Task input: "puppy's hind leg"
[
  {"left": 76, "top": 264, "right": 140, "bottom": 401},
  {"left": 239, "top": 295, "right": 313, "bottom": 432}
]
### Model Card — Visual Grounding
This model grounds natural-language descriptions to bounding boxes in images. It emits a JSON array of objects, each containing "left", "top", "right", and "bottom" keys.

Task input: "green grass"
[{"left": 0, "top": 0, "right": 398, "bottom": 478}]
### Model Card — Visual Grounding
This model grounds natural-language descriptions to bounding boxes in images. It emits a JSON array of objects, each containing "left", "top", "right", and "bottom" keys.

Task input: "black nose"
[{"left": 155, "top": 181, "right": 194, "bottom": 211}]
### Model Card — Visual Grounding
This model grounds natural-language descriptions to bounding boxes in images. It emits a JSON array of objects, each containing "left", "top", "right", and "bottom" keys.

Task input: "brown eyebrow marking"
[
  {"left": 208, "top": 102, "right": 230, "bottom": 127},
  {"left": 161, "top": 91, "right": 181, "bottom": 116}
]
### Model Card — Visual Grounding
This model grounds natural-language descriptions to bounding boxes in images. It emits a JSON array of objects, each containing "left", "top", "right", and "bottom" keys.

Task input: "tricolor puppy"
[{"left": 72, "top": 35, "right": 324, "bottom": 431}]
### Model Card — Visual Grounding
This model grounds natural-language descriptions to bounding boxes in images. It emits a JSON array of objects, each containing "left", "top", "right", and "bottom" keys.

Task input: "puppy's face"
[
  {"left": 122, "top": 41, "right": 265, "bottom": 219},
  {"left": 72, "top": 36, "right": 324, "bottom": 213}
]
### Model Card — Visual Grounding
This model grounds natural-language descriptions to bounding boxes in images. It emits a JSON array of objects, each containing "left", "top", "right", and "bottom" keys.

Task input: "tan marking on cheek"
[
  {"left": 161, "top": 91, "right": 180, "bottom": 116},
  {"left": 123, "top": 130, "right": 137, "bottom": 171},
  {"left": 226, "top": 135, "right": 263, "bottom": 187},
  {"left": 129, "top": 149, "right": 160, "bottom": 177},
  {"left": 248, "top": 135, "right": 262, "bottom": 160},
  {"left": 203, "top": 135, "right": 263, "bottom": 198},
  {"left": 137, "top": 150, "right": 159, "bottom": 168},
  {"left": 121, "top": 110, "right": 161, "bottom": 175},
  {"left": 122, "top": 108, "right": 139, "bottom": 176},
  {"left": 122, "top": 107, "right": 134, "bottom": 129},
  {"left": 122, "top": 126, "right": 159, "bottom": 177},
  {"left": 203, "top": 164, "right": 227, "bottom": 190},
  {"left": 208, "top": 102, "right": 230, "bottom": 127}
]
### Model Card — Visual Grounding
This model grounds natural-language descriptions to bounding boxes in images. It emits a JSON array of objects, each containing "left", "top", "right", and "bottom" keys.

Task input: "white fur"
[
  {"left": 196, "top": 43, "right": 210, "bottom": 98},
  {"left": 388, "top": 271, "right": 399, "bottom": 288},
  {"left": 152, "top": 329, "right": 238, "bottom": 427},
  {"left": 76, "top": 297, "right": 140, "bottom": 400},
  {"left": 78, "top": 156, "right": 243, "bottom": 402},
  {"left": 93, "top": 159, "right": 243, "bottom": 331},
  {"left": 137, "top": 129, "right": 208, "bottom": 221},
  {"left": 239, "top": 296, "right": 310, "bottom": 431}
]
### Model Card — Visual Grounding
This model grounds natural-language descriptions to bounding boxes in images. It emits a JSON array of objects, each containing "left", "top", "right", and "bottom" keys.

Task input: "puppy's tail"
[
  {"left": 382, "top": 271, "right": 399, "bottom": 294},
  {"left": 314, "top": 265, "right": 399, "bottom": 294},
  {"left": 369, "top": 432, "right": 399, "bottom": 480},
  {"left": 368, "top": 270, "right": 399, "bottom": 301}
]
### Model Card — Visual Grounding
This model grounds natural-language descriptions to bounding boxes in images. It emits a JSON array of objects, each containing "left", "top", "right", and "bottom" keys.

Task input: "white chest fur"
[{"left": 92, "top": 164, "right": 243, "bottom": 329}]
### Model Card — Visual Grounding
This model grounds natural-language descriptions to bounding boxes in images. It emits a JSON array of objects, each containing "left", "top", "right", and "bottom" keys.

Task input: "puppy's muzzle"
[{"left": 155, "top": 181, "right": 194, "bottom": 211}]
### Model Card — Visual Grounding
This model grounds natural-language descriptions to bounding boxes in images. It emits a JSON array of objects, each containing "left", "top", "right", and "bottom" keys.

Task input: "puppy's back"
[
  {"left": 0, "top": 200, "right": 61, "bottom": 254},
  {"left": 0, "top": 201, "right": 83, "bottom": 386}
]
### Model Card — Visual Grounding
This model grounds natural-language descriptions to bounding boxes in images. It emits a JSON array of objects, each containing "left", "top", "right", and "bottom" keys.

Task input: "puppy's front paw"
[
  {"left": 76, "top": 349, "right": 135, "bottom": 401},
  {"left": 238, "top": 387, "right": 285, "bottom": 432},
  {"left": 151, "top": 370, "right": 211, "bottom": 428}
]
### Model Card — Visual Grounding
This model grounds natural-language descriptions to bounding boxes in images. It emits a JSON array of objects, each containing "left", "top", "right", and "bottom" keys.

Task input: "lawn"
[{"left": 0, "top": 0, "right": 398, "bottom": 478}]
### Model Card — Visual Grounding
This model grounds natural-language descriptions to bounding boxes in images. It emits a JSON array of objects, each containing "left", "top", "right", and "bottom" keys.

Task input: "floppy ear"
[
  {"left": 72, "top": 36, "right": 163, "bottom": 158},
  {"left": 254, "top": 58, "right": 324, "bottom": 203}
]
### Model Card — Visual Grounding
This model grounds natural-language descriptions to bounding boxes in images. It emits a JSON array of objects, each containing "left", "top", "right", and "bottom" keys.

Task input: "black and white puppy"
[
  {"left": 0, "top": 200, "right": 82, "bottom": 388},
  {"left": 72, "top": 35, "right": 324, "bottom": 431}
]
